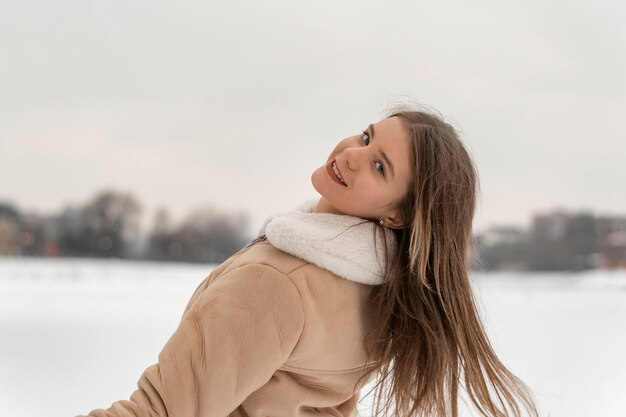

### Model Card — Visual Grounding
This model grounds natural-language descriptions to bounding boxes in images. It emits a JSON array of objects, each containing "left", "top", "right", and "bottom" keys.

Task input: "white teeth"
[{"left": 332, "top": 161, "right": 346, "bottom": 185}]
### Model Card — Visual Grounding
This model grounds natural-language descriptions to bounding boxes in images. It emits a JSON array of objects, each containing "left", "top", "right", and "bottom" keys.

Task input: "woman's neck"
[{"left": 312, "top": 197, "right": 345, "bottom": 215}]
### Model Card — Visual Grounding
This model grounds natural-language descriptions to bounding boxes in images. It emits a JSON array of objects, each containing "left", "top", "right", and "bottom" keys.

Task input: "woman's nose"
[{"left": 343, "top": 147, "right": 364, "bottom": 171}]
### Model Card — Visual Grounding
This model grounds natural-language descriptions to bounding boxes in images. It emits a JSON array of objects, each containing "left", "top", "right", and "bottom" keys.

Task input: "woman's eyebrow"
[{"left": 368, "top": 123, "right": 395, "bottom": 179}]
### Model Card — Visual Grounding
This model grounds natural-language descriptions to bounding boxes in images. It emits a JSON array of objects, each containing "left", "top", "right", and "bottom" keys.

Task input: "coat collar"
[{"left": 258, "top": 199, "right": 396, "bottom": 285}]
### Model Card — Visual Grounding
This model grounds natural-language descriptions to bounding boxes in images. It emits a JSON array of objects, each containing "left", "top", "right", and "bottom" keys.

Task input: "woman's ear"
[{"left": 383, "top": 210, "right": 405, "bottom": 229}]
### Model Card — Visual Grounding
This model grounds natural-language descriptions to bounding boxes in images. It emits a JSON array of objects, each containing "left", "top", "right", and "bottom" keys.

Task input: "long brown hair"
[{"left": 360, "top": 107, "right": 539, "bottom": 417}]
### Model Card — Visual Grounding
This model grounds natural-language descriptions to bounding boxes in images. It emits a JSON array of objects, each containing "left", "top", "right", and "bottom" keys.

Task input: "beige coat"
[{"left": 81, "top": 200, "right": 395, "bottom": 417}]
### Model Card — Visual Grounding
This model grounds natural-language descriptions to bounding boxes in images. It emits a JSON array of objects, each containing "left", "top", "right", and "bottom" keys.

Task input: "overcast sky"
[{"left": 1, "top": 0, "right": 624, "bottom": 236}]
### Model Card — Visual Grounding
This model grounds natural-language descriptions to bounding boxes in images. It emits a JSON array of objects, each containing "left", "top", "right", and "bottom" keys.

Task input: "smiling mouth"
[{"left": 329, "top": 160, "right": 347, "bottom": 186}]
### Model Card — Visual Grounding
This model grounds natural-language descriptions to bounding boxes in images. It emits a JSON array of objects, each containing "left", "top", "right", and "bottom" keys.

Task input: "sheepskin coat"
[{"left": 80, "top": 200, "right": 396, "bottom": 417}]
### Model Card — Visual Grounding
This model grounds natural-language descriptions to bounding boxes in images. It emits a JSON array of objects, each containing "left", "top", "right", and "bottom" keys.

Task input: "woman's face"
[{"left": 311, "top": 116, "right": 413, "bottom": 228}]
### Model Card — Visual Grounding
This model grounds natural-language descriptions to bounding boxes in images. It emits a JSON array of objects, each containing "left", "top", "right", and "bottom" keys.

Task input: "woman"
[{"left": 81, "top": 107, "right": 538, "bottom": 417}]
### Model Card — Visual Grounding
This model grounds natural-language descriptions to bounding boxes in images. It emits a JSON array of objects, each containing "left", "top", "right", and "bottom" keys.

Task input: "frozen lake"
[{"left": 1, "top": 257, "right": 626, "bottom": 417}]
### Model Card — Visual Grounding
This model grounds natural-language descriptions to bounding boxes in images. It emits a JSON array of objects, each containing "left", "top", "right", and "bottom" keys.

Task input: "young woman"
[{"left": 81, "top": 107, "right": 538, "bottom": 417}]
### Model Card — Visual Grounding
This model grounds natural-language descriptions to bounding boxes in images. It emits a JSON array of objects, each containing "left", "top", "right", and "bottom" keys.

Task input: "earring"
[{"left": 378, "top": 219, "right": 384, "bottom": 226}]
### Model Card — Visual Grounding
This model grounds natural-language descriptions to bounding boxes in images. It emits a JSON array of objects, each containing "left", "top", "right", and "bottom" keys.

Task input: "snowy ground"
[{"left": 1, "top": 257, "right": 625, "bottom": 417}]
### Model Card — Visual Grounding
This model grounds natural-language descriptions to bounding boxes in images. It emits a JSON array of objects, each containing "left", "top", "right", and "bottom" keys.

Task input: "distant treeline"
[
  {"left": 474, "top": 211, "right": 626, "bottom": 271},
  {"left": 0, "top": 190, "right": 251, "bottom": 264},
  {"left": 1, "top": 191, "right": 626, "bottom": 271}
]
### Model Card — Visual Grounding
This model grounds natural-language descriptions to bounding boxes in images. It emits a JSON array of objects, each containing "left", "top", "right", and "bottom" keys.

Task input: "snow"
[{"left": 1, "top": 257, "right": 625, "bottom": 417}]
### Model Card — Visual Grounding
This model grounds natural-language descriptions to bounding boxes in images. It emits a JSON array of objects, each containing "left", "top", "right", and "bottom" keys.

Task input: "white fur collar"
[{"left": 258, "top": 199, "right": 396, "bottom": 285}]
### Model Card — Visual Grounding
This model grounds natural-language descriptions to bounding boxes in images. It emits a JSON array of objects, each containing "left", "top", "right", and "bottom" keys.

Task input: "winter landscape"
[{"left": 1, "top": 257, "right": 625, "bottom": 417}]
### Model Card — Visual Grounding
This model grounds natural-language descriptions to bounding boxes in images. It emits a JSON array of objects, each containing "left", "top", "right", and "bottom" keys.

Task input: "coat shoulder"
[
  {"left": 224, "top": 242, "right": 379, "bottom": 372},
  {"left": 219, "top": 240, "right": 310, "bottom": 277}
]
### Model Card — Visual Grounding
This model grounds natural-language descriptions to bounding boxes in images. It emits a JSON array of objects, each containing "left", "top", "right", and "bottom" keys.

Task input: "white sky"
[{"left": 1, "top": 0, "right": 625, "bottom": 236}]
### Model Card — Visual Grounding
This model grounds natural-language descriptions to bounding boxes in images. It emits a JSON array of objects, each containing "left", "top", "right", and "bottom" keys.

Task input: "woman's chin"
[{"left": 310, "top": 169, "right": 326, "bottom": 195}]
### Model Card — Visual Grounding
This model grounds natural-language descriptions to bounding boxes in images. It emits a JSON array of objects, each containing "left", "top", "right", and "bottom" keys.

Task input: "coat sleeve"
[{"left": 78, "top": 263, "right": 305, "bottom": 417}]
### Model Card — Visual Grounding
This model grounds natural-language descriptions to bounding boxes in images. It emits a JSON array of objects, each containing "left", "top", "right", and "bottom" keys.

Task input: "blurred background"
[{"left": 1, "top": 0, "right": 625, "bottom": 416}]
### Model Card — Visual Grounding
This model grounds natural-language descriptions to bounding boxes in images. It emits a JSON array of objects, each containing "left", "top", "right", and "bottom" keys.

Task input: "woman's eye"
[
  {"left": 362, "top": 131, "right": 370, "bottom": 145},
  {"left": 375, "top": 161, "right": 385, "bottom": 175}
]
